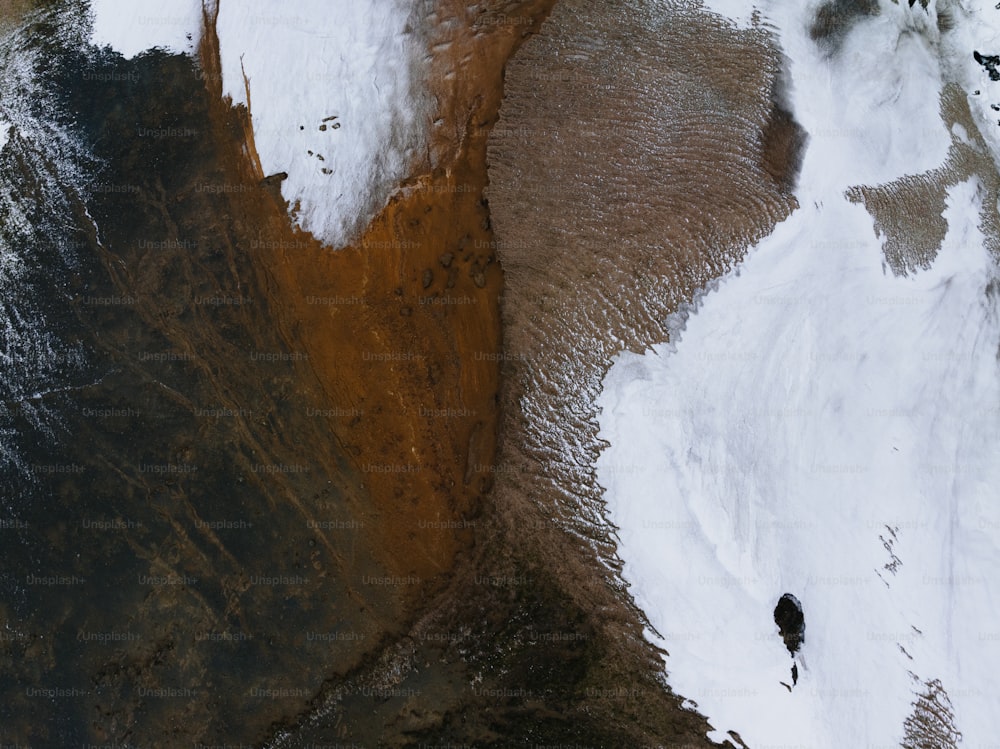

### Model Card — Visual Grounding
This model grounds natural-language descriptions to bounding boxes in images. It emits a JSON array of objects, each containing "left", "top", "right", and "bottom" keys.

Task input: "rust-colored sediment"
[{"left": 197, "top": 0, "right": 557, "bottom": 588}]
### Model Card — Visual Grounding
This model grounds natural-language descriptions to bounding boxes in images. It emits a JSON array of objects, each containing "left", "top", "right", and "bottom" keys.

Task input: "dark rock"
[
  {"left": 760, "top": 74, "right": 808, "bottom": 195},
  {"left": 774, "top": 593, "right": 805, "bottom": 655},
  {"left": 974, "top": 50, "right": 1000, "bottom": 82},
  {"left": 260, "top": 172, "right": 289, "bottom": 203}
]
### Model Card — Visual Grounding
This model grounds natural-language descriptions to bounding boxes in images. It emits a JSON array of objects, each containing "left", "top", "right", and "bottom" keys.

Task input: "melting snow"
[{"left": 696, "top": 0, "right": 759, "bottom": 29}]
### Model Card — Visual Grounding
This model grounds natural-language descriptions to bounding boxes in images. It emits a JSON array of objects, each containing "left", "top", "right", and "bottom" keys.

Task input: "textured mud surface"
[{"left": 484, "top": 0, "right": 803, "bottom": 719}]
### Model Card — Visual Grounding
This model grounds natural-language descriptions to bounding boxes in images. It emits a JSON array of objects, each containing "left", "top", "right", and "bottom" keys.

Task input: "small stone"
[
  {"left": 422, "top": 270, "right": 433, "bottom": 289},
  {"left": 438, "top": 252, "right": 453, "bottom": 268}
]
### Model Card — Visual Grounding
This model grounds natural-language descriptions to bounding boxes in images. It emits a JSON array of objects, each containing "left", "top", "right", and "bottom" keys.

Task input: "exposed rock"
[
  {"left": 974, "top": 50, "right": 1000, "bottom": 82},
  {"left": 774, "top": 593, "right": 805, "bottom": 655},
  {"left": 847, "top": 84, "right": 1000, "bottom": 274}
]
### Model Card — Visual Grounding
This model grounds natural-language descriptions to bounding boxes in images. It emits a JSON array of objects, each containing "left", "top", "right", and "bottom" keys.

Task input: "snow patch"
[
  {"left": 215, "top": 0, "right": 431, "bottom": 249},
  {"left": 88, "top": 0, "right": 202, "bottom": 58}
]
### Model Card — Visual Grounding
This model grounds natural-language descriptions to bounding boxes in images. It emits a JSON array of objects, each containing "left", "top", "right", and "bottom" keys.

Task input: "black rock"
[
  {"left": 774, "top": 593, "right": 806, "bottom": 655},
  {"left": 974, "top": 50, "right": 1000, "bottom": 82}
]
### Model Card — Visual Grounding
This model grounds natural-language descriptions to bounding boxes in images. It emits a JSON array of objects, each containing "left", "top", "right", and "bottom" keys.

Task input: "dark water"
[{"left": 1, "top": 4, "right": 395, "bottom": 744}]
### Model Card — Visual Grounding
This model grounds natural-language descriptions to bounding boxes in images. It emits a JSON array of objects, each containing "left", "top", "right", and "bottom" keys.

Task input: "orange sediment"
[{"left": 196, "top": 0, "right": 558, "bottom": 587}]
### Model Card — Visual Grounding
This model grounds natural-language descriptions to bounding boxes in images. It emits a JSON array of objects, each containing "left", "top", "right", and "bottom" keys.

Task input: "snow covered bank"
[
  {"left": 215, "top": 0, "right": 431, "bottom": 248},
  {"left": 597, "top": 1, "right": 1000, "bottom": 746}
]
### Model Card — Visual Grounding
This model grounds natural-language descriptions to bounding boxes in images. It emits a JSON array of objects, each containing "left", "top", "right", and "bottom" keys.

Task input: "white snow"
[
  {"left": 0, "top": 120, "right": 9, "bottom": 153},
  {"left": 215, "top": 0, "right": 431, "bottom": 248},
  {"left": 696, "top": 0, "right": 758, "bottom": 29},
  {"left": 597, "top": 1, "right": 1000, "bottom": 747},
  {"left": 88, "top": 0, "right": 202, "bottom": 58}
]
